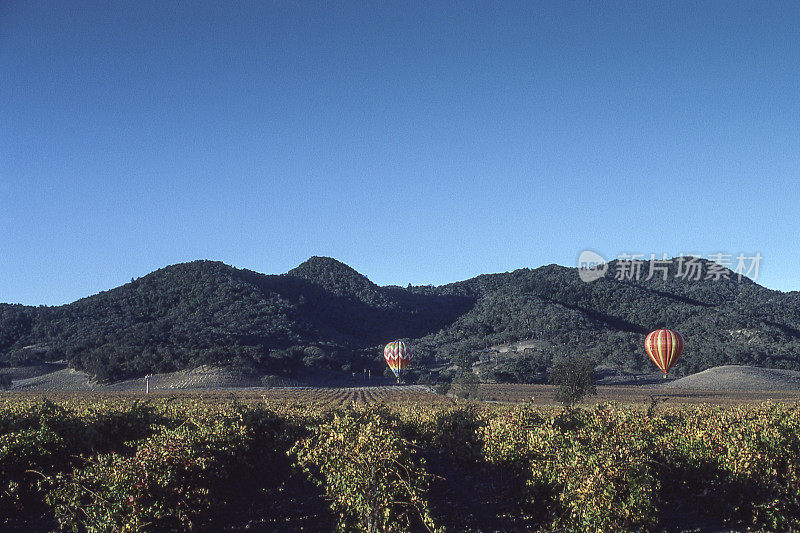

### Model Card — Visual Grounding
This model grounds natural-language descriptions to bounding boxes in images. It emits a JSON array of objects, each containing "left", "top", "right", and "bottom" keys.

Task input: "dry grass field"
[
  {"left": 475, "top": 383, "right": 800, "bottom": 405},
  {"left": 5, "top": 383, "right": 800, "bottom": 409},
  {"left": 4, "top": 365, "right": 800, "bottom": 408}
]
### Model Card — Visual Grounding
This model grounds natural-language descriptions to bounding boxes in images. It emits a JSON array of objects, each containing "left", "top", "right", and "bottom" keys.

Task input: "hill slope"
[
  {"left": 658, "top": 365, "right": 800, "bottom": 390},
  {"left": 0, "top": 259, "right": 472, "bottom": 380},
  {"left": 419, "top": 259, "right": 800, "bottom": 378},
  {"left": 1, "top": 256, "right": 800, "bottom": 381}
]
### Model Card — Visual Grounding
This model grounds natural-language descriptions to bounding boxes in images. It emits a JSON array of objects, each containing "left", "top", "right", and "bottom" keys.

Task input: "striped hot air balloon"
[
  {"left": 644, "top": 329, "right": 684, "bottom": 376},
  {"left": 384, "top": 340, "right": 412, "bottom": 382}
]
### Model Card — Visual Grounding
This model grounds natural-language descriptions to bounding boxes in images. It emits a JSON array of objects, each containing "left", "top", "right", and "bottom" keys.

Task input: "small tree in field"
[{"left": 549, "top": 356, "right": 596, "bottom": 408}]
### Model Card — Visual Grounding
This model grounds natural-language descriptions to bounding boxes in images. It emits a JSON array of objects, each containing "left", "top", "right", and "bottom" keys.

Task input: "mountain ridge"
[{"left": 2, "top": 256, "right": 799, "bottom": 382}]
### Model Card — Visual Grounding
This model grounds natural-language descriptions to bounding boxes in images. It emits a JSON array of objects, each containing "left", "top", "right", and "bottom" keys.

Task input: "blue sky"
[{"left": 2, "top": 1, "right": 799, "bottom": 305}]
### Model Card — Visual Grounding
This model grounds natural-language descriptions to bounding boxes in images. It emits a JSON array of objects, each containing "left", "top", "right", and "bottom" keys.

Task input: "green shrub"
[
  {"left": 433, "top": 381, "right": 450, "bottom": 395},
  {"left": 537, "top": 406, "right": 660, "bottom": 532},
  {"left": 46, "top": 416, "right": 249, "bottom": 532},
  {"left": 484, "top": 405, "right": 659, "bottom": 531},
  {"left": 292, "top": 405, "right": 436, "bottom": 532},
  {"left": 419, "top": 405, "right": 484, "bottom": 463},
  {"left": 549, "top": 356, "right": 597, "bottom": 407},
  {"left": 1, "top": 425, "right": 69, "bottom": 518},
  {"left": 659, "top": 403, "right": 800, "bottom": 531},
  {"left": 2, "top": 395, "right": 800, "bottom": 532},
  {"left": 452, "top": 370, "right": 480, "bottom": 400}
]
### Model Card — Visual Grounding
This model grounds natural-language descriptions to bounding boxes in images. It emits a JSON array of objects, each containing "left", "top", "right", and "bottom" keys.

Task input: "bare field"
[
  {"left": 0, "top": 385, "right": 448, "bottom": 409},
  {"left": 5, "top": 383, "right": 800, "bottom": 407},
  {"left": 475, "top": 383, "right": 800, "bottom": 405},
  {"left": 5, "top": 364, "right": 800, "bottom": 407}
]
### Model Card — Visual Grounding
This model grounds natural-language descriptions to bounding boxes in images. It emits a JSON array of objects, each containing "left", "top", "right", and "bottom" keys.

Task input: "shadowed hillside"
[
  {"left": 0, "top": 258, "right": 473, "bottom": 380},
  {"left": 1, "top": 256, "right": 799, "bottom": 382},
  {"left": 420, "top": 259, "right": 800, "bottom": 379}
]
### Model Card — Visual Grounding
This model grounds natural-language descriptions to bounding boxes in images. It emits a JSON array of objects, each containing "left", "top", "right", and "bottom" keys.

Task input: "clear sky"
[{"left": 2, "top": 1, "right": 799, "bottom": 305}]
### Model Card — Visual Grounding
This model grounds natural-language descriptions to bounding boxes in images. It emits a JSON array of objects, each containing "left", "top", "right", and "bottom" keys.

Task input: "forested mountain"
[
  {"left": 0, "top": 258, "right": 473, "bottom": 380},
  {"left": 417, "top": 260, "right": 800, "bottom": 378},
  {"left": 1, "top": 256, "right": 799, "bottom": 381}
]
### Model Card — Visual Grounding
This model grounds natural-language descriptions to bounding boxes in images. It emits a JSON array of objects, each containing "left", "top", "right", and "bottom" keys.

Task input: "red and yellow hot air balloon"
[
  {"left": 644, "top": 329, "right": 684, "bottom": 376},
  {"left": 384, "top": 340, "right": 412, "bottom": 382}
]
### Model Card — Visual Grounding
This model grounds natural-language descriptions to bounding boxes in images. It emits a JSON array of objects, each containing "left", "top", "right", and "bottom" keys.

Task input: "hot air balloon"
[
  {"left": 384, "top": 340, "right": 412, "bottom": 382},
  {"left": 644, "top": 329, "right": 684, "bottom": 377}
]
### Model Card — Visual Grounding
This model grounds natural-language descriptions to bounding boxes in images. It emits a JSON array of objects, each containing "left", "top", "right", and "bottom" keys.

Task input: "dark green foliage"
[
  {"left": 434, "top": 381, "right": 451, "bottom": 395},
  {"left": 0, "top": 400, "right": 162, "bottom": 521},
  {"left": 488, "top": 351, "right": 551, "bottom": 383},
  {"left": 550, "top": 356, "right": 597, "bottom": 408},
  {"left": 47, "top": 416, "right": 258, "bottom": 532},
  {"left": 1, "top": 256, "right": 800, "bottom": 382},
  {"left": 453, "top": 351, "right": 478, "bottom": 371},
  {"left": 452, "top": 370, "right": 480, "bottom": 399},
  {"left": 426, "top": 258, "right": 800, "bottom": 376},
  {"left": 0, "top": 259, "right": 473, "bottom": 381}
]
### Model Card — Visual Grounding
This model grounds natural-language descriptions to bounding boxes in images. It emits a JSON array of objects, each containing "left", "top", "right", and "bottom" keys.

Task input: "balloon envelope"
[
  {"left": 384, "top": 340, "right": 412, "bottom": 379},
  {"left": 644, "top": 329, "right": 684, "bottom": 374}
]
